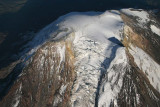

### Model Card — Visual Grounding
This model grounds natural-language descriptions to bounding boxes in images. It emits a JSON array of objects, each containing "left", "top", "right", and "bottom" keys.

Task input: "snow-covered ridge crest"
[
  {"left": 21, "top": 10, "right": 124, "bottom": 64},
  {"left": 121, "top": 8, "right": 150, "bottom": 24}
]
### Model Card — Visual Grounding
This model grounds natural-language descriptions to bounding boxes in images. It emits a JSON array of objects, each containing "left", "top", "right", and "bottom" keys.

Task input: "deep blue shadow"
[
  {"left": 108, "top": 37, "right": 124, "bottom": 47},
  {"left": 95, "top": 37, "right": 124, "bottom": 107}
]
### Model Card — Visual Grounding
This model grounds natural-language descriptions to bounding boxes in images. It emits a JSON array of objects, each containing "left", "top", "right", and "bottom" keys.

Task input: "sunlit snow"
[
  {"left": 121, "top": 8, "right": 150, "bottom": 24},
  {"left": 150, "top": 25, "right": 160, "bottom": 36},
  {"left": 129, "top": 45, "right": 160, "bottom": 92},
  {"left": 18, "top": 9, "right": 160, "bottom": 107}
]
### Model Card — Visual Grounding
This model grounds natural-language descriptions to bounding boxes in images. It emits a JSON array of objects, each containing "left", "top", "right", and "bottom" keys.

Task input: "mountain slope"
[{"left": 0, "top": 8, "right": 160, "bottom": 107}]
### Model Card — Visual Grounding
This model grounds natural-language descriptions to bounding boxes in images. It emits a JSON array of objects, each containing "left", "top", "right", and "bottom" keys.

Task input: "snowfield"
[
  {"left": 150, "top": 25, "right": 160, "bottom": 36},
  {"left": 121, "top": 8, "right": 150, "bottom": 24},
  {"left": 54, "top": 10, "right": 127, "bottom": 106},
  {"left": 129, "top": 45, "right": 160, "bottom": 92}
]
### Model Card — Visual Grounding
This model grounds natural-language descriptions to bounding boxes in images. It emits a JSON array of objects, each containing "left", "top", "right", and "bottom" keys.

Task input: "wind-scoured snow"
[
  {"left": 98, "top": 48, "right": 128, "bottom": 107},
  {"left": 121, "top": 8, "right": 150, "bottom": 24},
  {"left": 129, "top": 45, "right": 160, "bottom": 92},
  {"left": 150, "top": 25, "right": 160, "bottom": 36}
]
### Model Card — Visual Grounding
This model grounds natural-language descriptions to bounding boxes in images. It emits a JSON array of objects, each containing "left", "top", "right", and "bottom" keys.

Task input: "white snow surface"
[
  {"left": 129, "top": 45, "right": 160, "bottom": 92},
  {"left": 121, "top": 8, "right": 150, "bottom": 24},
  {"left": 150, "top": 25, "right": 160, "bottom": 36},
  {"left": 98, "top": 48, "right": 128, "bottom": 107},
  {"left": 18, "top": 10, "right": 126, "bottom": 107},
  {"left": 51, "top": 10, "right": 126, "bottom": 107},
  {"left": 19, "top": 9, "right": 160, "bottom": 107}
]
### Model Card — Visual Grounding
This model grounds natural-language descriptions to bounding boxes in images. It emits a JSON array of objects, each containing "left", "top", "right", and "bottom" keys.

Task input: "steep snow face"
[
  {"left": 121, "top": 9, "right": 149, "bottom": 23},
  {"left": 150, "top": 25, "right": 160, "bottom": 36},
  {"left": 129, "top": 45, "right": 160, "bottom": 92},
  {"left": 98, "top": 48, "right": 128, "bottom": 107},
  {"left": 120, "top": 8, "right": 150, "bottom": 27}
]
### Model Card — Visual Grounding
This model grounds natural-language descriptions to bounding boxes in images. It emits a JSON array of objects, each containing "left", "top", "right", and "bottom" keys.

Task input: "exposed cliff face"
[
  {"left": 121, "top": 10, "right": 160, "bottom": 64},
  {"left": 0, "top": 34, "right": 76, "bottom": 107},
  {"left": 117, "top": 51, "right": 160, "bottom": 107},
  {"left": 118, "top": 9, "right": 160, "bottom": 106},
  {"left": 121, "top": 10, "right": 160, "bottom": 90},
  {"left": 0, "top": 9, "right": 160, "bottom": 107}
]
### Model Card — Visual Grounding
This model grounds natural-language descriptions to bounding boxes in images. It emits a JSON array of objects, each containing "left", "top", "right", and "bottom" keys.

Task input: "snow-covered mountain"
[{"left": 0, "top": 8, "right": 160, "bottom": 107}]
